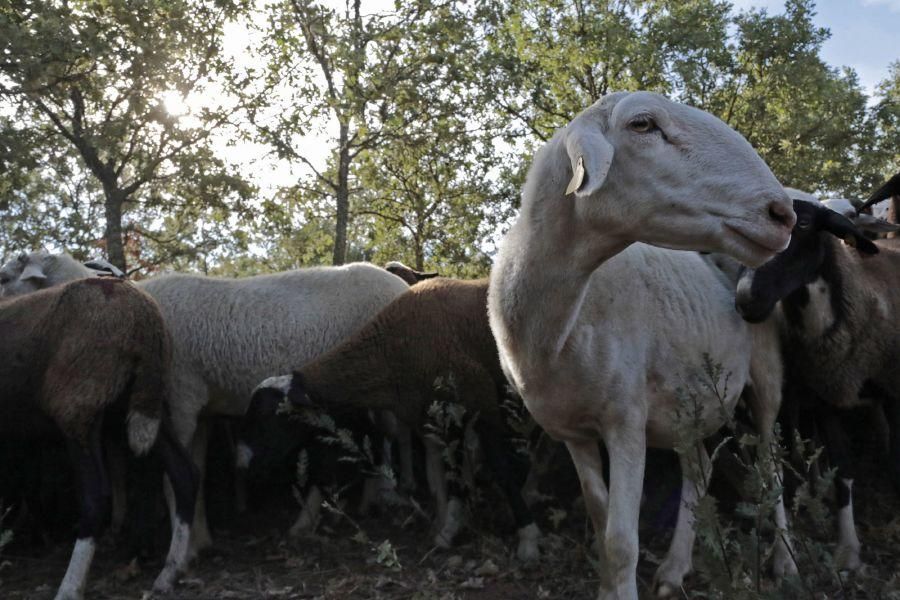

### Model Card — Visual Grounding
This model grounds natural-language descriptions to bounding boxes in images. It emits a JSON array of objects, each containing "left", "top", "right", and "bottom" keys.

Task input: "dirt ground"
[{"left": 2, "top": 420, "right": 900, "bottom": 600}]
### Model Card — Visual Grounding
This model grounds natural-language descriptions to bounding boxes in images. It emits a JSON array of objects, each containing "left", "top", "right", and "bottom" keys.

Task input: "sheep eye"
[
  {"left": 628, "top": 116, "right": 656, "bottom": 133},
  {"left": 796, "top": 219, "right": 812, "bottom": 230}
]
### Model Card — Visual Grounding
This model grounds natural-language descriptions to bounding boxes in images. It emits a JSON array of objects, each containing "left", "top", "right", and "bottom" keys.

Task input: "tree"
[
  {"left": 707, "top": 0, "right": 871, "bottom": 196},
  {"left": 858, "top": 61, "right": 900, "bottom": 195},
  {"left": 482, "top": 0, "right": 883, "bottom": 197},
  {"left": 246, "top": 0, "right": 484, "bottom": 265},
  {"left": 0, "top": 122, "right": 104, "bottom": 258},
  {"left": 0, "top": 0, "right": 252, "bottom": 271},
  {"left": 353, "top": 112, "right": 511, "bottom": 277}
]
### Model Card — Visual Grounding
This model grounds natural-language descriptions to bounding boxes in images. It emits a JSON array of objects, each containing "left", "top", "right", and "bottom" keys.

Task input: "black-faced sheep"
[
  {"left": 736, "top": 197, "right": 900, "bottom": 571},
  {"left": 0, "top": 278, "right": 197, "bottom": 600},
  {"left": 247, "top": 277, "right": 541, "bottom": 561}
]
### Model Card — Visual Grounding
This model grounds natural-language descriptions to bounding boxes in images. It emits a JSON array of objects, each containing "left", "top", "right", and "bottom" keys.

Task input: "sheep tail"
[
  {"left": 124, "top": 296, "right": 170, "bottom": 456},
  {"left": 125, "top": 353, "right": 166, "bottom": 455},
  {"left": 127, "top": 409, "right": 161, "bottom": 456}
]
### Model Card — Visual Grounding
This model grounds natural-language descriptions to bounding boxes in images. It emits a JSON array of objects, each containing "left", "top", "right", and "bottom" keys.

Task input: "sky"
[{"left": 731, "top": 0, "right": 900, "bottom": 96}]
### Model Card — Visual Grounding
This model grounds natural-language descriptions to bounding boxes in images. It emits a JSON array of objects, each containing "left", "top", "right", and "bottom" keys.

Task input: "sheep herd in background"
[{"left": 2, "top": 90, "right": 900, "bottom": 600}]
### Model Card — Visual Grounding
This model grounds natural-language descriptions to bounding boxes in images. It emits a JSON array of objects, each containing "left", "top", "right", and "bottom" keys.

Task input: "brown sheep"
[
  {"left": 0, "top": 278, "right": 197, "bottom": 600},
  {"left": 245, "top": 277, "right": 541, "bottom": 561}
]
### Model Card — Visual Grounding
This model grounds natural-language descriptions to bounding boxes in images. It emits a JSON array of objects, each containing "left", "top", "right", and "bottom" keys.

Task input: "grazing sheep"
[
  {"left": 485, "top": 91, "right": 796, "bottom": 599},
  {"left": 735, "top": 197, "right": 900, "bottom": 571},
  {"left": 248, "top": 277, "right": 541, "bottom": 561},
  {"left": 236, "top": 397, "right": 397, "bottom": 537},
  {"left": 0, "top": 278, "right": 197, "bottom": 600},
  {"left": 0, "top": 252, "right": 412, "bottom": 556}
]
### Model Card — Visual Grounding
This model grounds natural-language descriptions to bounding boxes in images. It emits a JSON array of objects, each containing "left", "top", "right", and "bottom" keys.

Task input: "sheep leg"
[
  {"left": 56, "top": 424, "right": 109, "bottom": 600},
  {"left": 440, "top": 413, "right": 468, "bottom": 548},
  {"left": 602, "top": 424, "right": 645, "bottom": 600},
  {"left": 152, "top": 421, "right": 198, "bottom": 595},
  {"left": 424, "top": 383, "right": 470, "bottom": 548},
  {"left": 290, "top": 486, "right": 323, "bottom": 537},
  {"left": 749, "top": 414, "right": 798, "bottom": 577},
  {"left": 224, "top": 420, "right": 248, "bottom": 514},
  {"left": 747, "top": 337, "right": 797, "bottom": 578},
  {"left": 883, "top": 396, "right": 900, "bottom": 495},
  {"left": 359, "top": 425, "right": 403, "bottom": 515},
  {"left": 817, "top": 404, "right": 862, "bottom": 571},
  {"left": 189, "top": 421, "right": 212, "bottom": 554},
  {"left": 565, "top": 439, "right": 613, "bottom": 598},
  {"left": 373, "top": 410, "right": 416, "bottom": 492},
  {"left": 397, "top": 423, "right": 416, "bottom": 492},
  {"left": 424, "top": 436, "right": 453, "bottom": 547},
  {"left": 473, "top": 419, "right": 540, "bottom": 562},
  {"left": 164, "top": 419, "right": 210, "bottom": 560},
  {"left": 653, "top": 444, "right": 710, "bottom": 597},
  {"left": 106, "top": 439, "right": 128, "bottom": 536}
]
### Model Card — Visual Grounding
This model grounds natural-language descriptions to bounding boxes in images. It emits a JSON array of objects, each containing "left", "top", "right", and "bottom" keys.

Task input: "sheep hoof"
[
  {"left": 289, "top": 520, "right": 313, "bottom": 539},
  {"left": 516, "top": 540, "right": 540, "bottom": 563},
  {"left": 653, "top": 556, "right": 689, "bottom": 598},
  {"left": 771, "top": 548, "right": 798, "bottom": 579},
  {"left": 186, "top": 527, "right": 212, "bottom": 562},
  {"left": 516, "top": 523, "right": 541, "bottom": 563},
  {"left": 433, "top": 498, "right": 465, "bottom": 548},
  {"left": 654, "top": 581, "right": 679, "bottom": 598},
  {"left": 835, "top": 543, "right": 862, "bottom": 572},
  {"left": 434, "top": 531, "right": 454, "bottom": 549},
  {"left": 151, "top": 570, "right": 176, "bottom": 597}
]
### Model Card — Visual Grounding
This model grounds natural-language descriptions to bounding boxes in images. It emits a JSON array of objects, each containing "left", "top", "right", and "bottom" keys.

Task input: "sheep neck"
[{"left": 492, "top": 191, "right": 630, "bottom": 371}]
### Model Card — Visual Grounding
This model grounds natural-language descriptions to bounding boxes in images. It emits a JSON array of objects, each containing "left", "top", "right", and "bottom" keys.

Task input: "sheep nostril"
[{"left": 768, "top": 201, "right": 796, "bottom": 229}]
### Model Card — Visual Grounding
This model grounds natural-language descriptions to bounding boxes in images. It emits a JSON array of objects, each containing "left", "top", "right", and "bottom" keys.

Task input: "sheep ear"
[
  {"left": 20, "top": 263, "right": 47, "bottom": 282},
  {"left": 851, "top": 213, "right": 900, "bottom": 234},
  {"left": 564, "top": 118, "right": 614, "bottom": 198},
  {"left": 822, "top": 210, "right": 880, "bottom": 255}
]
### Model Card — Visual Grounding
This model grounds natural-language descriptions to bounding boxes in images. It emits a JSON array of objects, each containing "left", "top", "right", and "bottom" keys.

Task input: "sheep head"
[
  {"left": 0, "top": 250, "right": 49, "bottom": 296},
  {"left": 735, "top": 199, "right": 883, "bottom": 323},
  {"left": 384, "top": 261, "right": 439, "bottom": 286},
  {"left": 530, "top": 91, "right": 795, "bottom": 267}
]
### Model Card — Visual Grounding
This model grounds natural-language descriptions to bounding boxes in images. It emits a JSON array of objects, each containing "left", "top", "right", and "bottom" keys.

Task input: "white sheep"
[
  {"left": 0, "top": 277, "right": 197, "bottom": 600},
  {"left": 486, "top": 91, "right": 797, "bottom": 599},
  {"left": 0, "top": 252, "right": 411, "bottom": 556}
]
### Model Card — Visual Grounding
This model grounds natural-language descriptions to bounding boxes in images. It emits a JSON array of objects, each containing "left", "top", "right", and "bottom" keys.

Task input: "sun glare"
[{"left": 161, "top": 90, "right": 190, "bottom": 117}]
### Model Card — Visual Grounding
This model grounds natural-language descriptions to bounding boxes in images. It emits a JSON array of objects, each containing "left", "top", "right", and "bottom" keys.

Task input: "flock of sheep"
[{"left": 2, "top": 90, "right": 900, "bottom": 600}]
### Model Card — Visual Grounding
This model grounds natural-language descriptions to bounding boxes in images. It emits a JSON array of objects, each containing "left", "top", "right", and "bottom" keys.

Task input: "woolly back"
[
  {"left": 138, "top": 262, "right": 410, "bottom": 402},
  {"left": 297, "top": 276, "right": 504, "bottom": 420},
  {"left": 0, "top": 279, "right": 168, "bottom": 448}
]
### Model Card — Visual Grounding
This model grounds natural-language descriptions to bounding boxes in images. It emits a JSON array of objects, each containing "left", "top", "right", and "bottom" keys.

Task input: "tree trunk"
[
  {"left": 414, "top": 225, "right": 425, "bottom": 271},
  {"left": 103, "top": 186, "right": 127, "bottom": 272},
  {"left": 332, "top": 121, "right": 350, "bottom": 266}
]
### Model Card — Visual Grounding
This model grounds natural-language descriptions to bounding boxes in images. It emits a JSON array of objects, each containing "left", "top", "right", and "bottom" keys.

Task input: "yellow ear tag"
[{"left": 565, "top": 156, "right": 585, "bottom": 196}]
